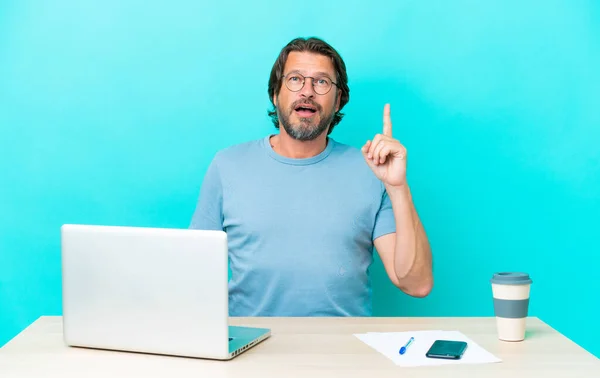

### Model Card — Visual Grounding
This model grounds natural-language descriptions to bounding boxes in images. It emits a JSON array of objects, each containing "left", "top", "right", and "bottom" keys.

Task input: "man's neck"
[{"left": 270, "top": 132, "right": 328, "bottom": 159}]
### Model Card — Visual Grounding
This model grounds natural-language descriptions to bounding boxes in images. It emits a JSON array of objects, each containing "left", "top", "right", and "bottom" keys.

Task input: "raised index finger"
[{"left": 383, "top": 103, "right": 392, "bottom": 137}]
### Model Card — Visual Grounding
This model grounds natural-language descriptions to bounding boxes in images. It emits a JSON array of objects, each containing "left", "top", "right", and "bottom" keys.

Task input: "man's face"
[{"left": 273, "top": 51, "right": 341, "bottom": 141}]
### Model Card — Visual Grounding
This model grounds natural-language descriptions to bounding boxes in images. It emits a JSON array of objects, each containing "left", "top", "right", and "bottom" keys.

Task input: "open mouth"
[{"left": 294, "top": 103, "right": 318, "bottom": 117}]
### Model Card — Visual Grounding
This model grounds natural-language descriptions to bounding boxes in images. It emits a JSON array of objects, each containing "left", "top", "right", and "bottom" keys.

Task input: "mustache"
[{"left": 290, "top": 99, "right": 322, "bottom": 112}]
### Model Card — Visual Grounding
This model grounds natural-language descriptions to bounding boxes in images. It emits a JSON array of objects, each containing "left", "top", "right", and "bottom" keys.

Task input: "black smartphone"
[{"left": 425, "top": 340, "right": 468, "bottom": 360}]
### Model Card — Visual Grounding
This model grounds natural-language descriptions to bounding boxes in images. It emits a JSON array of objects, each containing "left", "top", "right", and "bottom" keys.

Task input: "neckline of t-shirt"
[{"left": 262, "top": 135, "right": 336, "bottom": 166}]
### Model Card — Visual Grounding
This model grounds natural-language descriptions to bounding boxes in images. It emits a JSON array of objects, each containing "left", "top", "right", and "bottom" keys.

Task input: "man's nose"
[{"left": 299, "top": 78, "right": 316, "bottom": 97}]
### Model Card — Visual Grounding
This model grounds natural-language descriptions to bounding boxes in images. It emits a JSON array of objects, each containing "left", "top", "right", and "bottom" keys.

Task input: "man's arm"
[
  {"left": 374, "top": 183, "right": 433, "bottom": 297},
  {"left": 362, "top": 103, "right": 433, "bottom": 297},
  {"left": 189, "top": 156, "right": 224, "bottom": 231}
]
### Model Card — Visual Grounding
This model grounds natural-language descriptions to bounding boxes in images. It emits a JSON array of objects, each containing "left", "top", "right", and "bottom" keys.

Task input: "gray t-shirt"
[{"left": 190, "top": 135, "right": 396, "bottom": 316}]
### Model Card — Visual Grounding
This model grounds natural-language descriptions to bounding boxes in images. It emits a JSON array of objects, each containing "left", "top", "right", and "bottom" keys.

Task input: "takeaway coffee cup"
[{"left": 490, "top": 272, "right": 533, "bottom": 341}]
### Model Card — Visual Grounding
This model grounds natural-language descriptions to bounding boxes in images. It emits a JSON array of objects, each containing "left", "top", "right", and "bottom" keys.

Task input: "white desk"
[{"left": 0, "top": 316, "right": 598, "bottom": 377}]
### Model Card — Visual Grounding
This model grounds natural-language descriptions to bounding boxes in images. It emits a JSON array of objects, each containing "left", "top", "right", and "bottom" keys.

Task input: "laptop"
[{"left": 60, "top": 224, "right": 270, "bottom": 360}]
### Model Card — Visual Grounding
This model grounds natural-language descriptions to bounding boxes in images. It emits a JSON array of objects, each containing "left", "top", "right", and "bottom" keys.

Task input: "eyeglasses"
[{"left": 282, "top": 73, "right": 338, "bottom": 95}]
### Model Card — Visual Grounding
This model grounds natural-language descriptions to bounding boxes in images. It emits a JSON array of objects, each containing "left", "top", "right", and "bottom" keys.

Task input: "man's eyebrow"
[
  {"left": 285, "top": 69, "right": 335, "bottom": 78},
  {"left": 313, "top": 71, "right": 335, "bottom": 78}
]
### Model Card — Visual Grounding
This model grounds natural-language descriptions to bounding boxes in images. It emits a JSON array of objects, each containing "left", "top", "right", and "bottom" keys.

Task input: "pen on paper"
[{"left": 399, "top": 337, "right": 414, "bottom": 355}]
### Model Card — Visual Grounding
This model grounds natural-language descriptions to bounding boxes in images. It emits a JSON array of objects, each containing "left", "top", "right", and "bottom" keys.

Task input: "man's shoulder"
[
  {"left": 330, "top": 138, "right": 362, "bottom": 157},
  {"left": 330, "top": 139, "right": 371, "bottom": 166},
  {"left": 212, "top": 137, "right": 265, "bottom": 163},
  {"left": 329, "top": 138, "right": 383, "bottom": 183}
]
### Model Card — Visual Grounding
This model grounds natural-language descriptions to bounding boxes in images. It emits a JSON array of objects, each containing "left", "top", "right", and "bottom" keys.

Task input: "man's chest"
[{"left": 220, "top": 172, "right": 381, "bottom": 243}]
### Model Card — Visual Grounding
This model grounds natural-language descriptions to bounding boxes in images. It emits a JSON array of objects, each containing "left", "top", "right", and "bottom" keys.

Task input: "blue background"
[{"left": 1, "top": 0, "right": 598, "bottom": 357}]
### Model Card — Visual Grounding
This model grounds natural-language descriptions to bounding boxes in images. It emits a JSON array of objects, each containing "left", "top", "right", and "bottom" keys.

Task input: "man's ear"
[
  {"left": 335, "top": 90, "right": 341, "bottom": 112},
  {"left": 273, "top": 94, "right": 277, "bottom": 107}
]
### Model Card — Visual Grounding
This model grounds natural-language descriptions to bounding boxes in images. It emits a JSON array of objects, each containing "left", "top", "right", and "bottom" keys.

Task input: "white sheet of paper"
[{"left": 354, "top": 330, "right": 502, "bottom": 367}]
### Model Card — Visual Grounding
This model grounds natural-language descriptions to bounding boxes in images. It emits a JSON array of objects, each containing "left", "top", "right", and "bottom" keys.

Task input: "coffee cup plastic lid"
[{"left": 490, "top": 272, "right": 532, "bottom": 285}]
